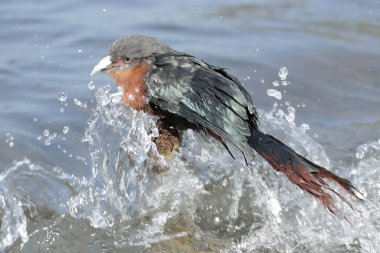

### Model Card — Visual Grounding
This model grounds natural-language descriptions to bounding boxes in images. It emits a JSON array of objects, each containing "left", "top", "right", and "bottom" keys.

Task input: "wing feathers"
[{"left": 146, "top": 54, "right": 255, "bottom": 155}]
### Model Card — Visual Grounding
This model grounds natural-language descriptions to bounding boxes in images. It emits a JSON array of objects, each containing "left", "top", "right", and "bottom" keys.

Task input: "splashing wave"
[{"left": 1, "top": 86, "right": 379, "bottom": 252}]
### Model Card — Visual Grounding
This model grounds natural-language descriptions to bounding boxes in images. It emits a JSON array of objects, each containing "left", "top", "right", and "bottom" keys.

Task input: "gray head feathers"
[{"left": 108, "top": 35, "right": 173, "bottom": 61}]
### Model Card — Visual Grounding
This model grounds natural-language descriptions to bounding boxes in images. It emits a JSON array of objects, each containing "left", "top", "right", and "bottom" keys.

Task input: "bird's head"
[{"left": 90, "top": 35, "right": 171, "bottom": 76}]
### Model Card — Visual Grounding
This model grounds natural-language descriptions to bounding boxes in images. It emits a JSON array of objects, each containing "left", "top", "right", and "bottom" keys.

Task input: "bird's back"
[{"left": 145, "top": 53, "right": 258, "bottom": 157}]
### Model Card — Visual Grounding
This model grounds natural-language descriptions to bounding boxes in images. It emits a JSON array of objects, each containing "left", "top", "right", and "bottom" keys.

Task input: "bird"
[{"left": 90, "top": 34, "right": 360, "bottom": 214}]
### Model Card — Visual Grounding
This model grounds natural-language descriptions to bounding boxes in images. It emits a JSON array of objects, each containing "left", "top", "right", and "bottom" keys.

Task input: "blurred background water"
[{"left": 1, "top": 0, "right": 380, "bottom": 252}]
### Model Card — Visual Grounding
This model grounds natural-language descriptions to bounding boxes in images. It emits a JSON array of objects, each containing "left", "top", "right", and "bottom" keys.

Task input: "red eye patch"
[{"left": 115, "top": 59, "right": 126, "bottom": 65}]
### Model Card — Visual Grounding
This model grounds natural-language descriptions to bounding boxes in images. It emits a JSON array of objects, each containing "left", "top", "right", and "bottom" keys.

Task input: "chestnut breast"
[{"left": 108, "top": 61, "right": 150, "bottom": 110}]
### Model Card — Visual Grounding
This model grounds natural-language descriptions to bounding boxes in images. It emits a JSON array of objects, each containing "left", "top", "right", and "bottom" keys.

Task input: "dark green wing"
[{"left": 145, "top": 54, "right": 257, "bottom": 155}]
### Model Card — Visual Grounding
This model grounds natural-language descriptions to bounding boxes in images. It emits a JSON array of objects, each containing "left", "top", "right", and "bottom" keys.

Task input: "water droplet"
[
  {"left": 88, "top": 81, "right": 95, "bottom": 90},
  {"left": 102, "top": 8, "right": 107, "bottom": 12},
  {"left": 43, "top": 129, "right": 49, "bottom": 137},
  {"left": 106, "top": 217, "right": 114, "bottom": 226},
  {"left": 214, "top": 217, "right": 220, "bottom": 225},
  {"left": 63, "top": 126, "right": 70, "bottom": 134},
  {"left": 272, "top": 80, "right": 279, "bottom": 87},
  {"left": 260, "top": 78, "right": 265, "bottom": 84},
  {"left": 355, "top": 148, "right": 366, "bottom": 159},
  {"left": 300, "top": 123, "right": 310, "bottom": 132},
  {"left": 285, "top": 106, "right": 296, "bottom": 123},
  {"left": 77, "top": 49, "right": 82, "bottom": 53},
  {"left": 96, "top": 86, "right": 112, "bottom": 106},
  {"left": 5, "top": 133, "right": 15, "bottom": 147},
  {"left": 58, "top": 92, "right": 67, "bottom": 102},
  {"left": 116, "top": 86, "right": 123, "bottom": 93},
  {"left": 74, "top": 98, "right": 82, "bottom": 106},
  {"left": 45, "top": 139, "right": 51, "bottom": 146},
  {"left": 266, "top": 89, "right": 282, "bottom": 100},
  {"left": 127, "top": 94, "right": 135, "bottom": 101},
  {"left": 33, "top": 118, "right": 38, "bottom": 122},
  {"left": 278, "top": 67, "right": 288, "bottom": 81},
  {"left": 111, "top": 94, "right": 122, "bottom": 104},
  {"left": 50, "top": 133, "right": 57, "bottom": 140},
  {"left": 247, "top": 104, "right": 255, "bottom": 114}
]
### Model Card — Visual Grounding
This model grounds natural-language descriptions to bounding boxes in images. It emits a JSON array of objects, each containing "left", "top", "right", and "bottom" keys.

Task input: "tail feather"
[{"left": 249, "top": 130, "right": 361, "bottom": 214}]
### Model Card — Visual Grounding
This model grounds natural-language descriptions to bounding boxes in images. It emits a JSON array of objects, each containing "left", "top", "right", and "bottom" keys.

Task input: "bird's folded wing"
[{"left": 145, "top": 55, "right": 256, "bottom": 155}]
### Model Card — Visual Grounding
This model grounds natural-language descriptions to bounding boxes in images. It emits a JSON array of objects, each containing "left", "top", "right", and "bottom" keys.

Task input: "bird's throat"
[{"left": 109, "top": 62, "right": 149, "bottom": 110}]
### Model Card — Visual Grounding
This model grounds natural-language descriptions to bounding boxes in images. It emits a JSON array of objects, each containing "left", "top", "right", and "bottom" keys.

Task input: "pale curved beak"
[{"left": 90, "top": 55, "right": 112, "bottom": 76}]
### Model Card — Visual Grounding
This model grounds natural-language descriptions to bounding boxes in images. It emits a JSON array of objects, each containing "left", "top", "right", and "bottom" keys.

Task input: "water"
[{"left": 1, "top": 0, "right": 380, "bottom": 252}]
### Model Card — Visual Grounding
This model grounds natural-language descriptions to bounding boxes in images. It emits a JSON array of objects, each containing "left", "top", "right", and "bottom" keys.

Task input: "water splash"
[
  {"left": 65, "top": 86, "right": 263, "bottom": 249},
  {"left": 65, "top": 85, "right": 378, "bottom": 251},
  {"left": 267, "top": 88, "right": 282, "bottom": 100},
  {"left": 0, "top": 182, "right": 27, "bottom": 251},
  {"left": 2, "top": 85, "right": 379, "bottom": 252},
  {"left": 68, "top": 86, "right": 163, "bottom": 229},
  {"left": 220, "top": 106, "right": 380, "bottom": 253},
  {"left": 278, "top": 67, "right": 288, "bottom": 81},
  {"left": 57, "top": 92, "right": 67, "bottom": 102},
  {"left": 0, "top": 159, "right": 79, "bottom": 251}
]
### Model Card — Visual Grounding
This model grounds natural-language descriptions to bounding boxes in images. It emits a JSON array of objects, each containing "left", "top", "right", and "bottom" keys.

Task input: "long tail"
[{"left": 248, "top": 130, "right": 361, "bottom": 214}]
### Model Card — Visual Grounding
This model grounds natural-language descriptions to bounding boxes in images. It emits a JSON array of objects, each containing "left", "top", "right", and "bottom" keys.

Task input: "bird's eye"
[{"left": 124, "top": 56, "right": 132, "bottom": 63}]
